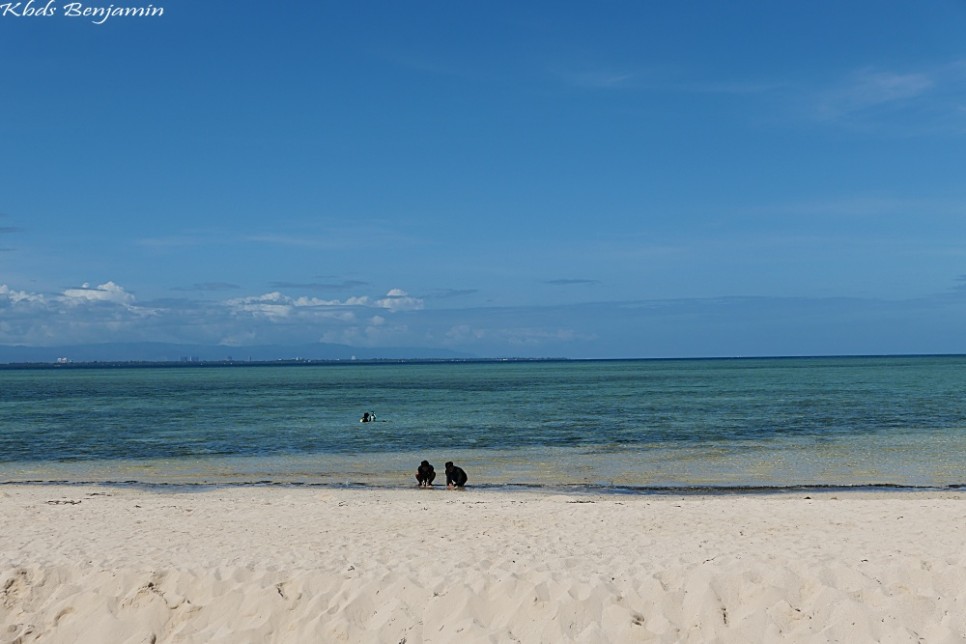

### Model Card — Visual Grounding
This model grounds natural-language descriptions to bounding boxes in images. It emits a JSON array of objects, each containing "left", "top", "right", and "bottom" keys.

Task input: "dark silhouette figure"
[
  {"left": 360, "top": 411, "right": 375, "bottom": 423},
  {"left": 445, "top": 461, "right": 468, "bottom": 489},
  {"left": 416, "top": 460, "right": 436, "bottom": 487}
]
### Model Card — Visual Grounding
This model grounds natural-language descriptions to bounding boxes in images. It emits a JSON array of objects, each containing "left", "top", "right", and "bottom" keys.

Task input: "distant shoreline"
[
  {"left": 2, "top": 352, "right": 965, "bottom": 370},
  {"left": 0, "top": 356, "right": 570, "bottom": 370}
]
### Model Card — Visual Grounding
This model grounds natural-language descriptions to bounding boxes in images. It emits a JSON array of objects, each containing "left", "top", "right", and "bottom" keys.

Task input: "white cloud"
[
  {"left": 226, "top": 291, "right": 378, "bottom": 320},
  {"left": 375, "top": 289, "right": 424, "bottom": 312},
  {"left": 0, "top": 282, "right": 585, "bottom": 355},
  {"left": 225, "top": 288, "right": 424, "bottom": 320},
  {"left": 0, "top": 284, "right": 46, "bottom": 306},
  {"left": 61, "top": 281, "right": 136, "bottom": 306},
  {"left": 0, "top": 280, "right": 164, "bottom": 346},
  {"left": 293, "top": 295, "right": 370, "bottom": 307},
  {"left": 225, "top": 292, "right": 293, "bottom": 319}
]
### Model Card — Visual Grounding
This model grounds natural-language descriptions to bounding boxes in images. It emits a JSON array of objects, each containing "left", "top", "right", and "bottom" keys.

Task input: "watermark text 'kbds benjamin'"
[{"left": 0, "top": 0, "right": 164, "bottom": 24}]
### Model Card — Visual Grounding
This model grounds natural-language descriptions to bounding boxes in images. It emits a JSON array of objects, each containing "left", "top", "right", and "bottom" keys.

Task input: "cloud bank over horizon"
[{"left": 3, "top": 279, "right": 965, "bottom": 360}]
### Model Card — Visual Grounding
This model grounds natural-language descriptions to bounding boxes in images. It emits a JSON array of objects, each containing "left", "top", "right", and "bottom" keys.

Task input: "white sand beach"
[{"left": 2, "top": 485, "right": 965, "bottom": 643}]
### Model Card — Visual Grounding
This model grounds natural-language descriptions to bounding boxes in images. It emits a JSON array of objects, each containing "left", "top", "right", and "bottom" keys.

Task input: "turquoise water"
[{"left": 1, "top": 357, "right": 965, "bottom": 490}]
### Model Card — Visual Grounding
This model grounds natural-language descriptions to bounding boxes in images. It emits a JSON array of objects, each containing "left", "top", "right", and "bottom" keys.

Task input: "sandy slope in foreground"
[{"left": 1, "top": 485, "right": 965, "bottom": 643}]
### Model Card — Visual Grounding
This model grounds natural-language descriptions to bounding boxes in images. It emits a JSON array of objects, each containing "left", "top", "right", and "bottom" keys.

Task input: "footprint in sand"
[{"left": 54, "top": 607, "right": 75, "bottom": 626}]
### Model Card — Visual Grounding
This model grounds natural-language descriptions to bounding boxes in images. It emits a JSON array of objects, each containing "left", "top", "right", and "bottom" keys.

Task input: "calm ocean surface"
[{"left": 2, "top": 356, "right": 965, "bottom": 492}]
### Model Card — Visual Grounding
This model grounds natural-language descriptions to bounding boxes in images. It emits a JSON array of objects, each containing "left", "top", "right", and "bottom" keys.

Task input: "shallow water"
[{"left": 2, "top": 356, "right": 965, "bottom": 490}]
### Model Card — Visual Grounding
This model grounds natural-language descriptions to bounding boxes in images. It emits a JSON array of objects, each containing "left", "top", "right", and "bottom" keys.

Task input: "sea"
[{"left": 2, "top": 356, "right": 965, "bottom": 493}]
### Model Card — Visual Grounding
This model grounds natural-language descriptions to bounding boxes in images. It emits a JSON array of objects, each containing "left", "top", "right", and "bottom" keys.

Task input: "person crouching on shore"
[
  {"left": 445, "top": 461, "right": 467, "bottom": 489},
  {"left": 416, "top": 460, "right": 436, "bottom": 487}
]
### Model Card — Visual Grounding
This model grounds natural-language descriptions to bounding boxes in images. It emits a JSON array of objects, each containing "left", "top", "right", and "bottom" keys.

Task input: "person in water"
[
  {"left": 445, "top": 461, "right": 468, "bottom": 489},
  {"left": 360, "top": 411, "right": 375, "bottom": 423},
  {"left": 415, "top": 460, "right": 436, "bottom": 487}
]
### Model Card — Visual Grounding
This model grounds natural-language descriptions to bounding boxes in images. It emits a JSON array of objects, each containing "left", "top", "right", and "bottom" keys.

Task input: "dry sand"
[{"left": 2, "top": 485, "right": 965, "bottom": 643}]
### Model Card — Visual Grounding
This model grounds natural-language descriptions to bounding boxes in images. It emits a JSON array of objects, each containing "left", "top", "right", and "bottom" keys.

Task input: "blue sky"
[{"left": 2, "top": 1, "right": 966, "bottom": 359}]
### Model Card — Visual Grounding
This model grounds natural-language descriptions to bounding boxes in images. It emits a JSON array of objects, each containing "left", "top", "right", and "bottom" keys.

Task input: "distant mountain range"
[{"left": 0, "top": 342, "right": 474, "bottom": 364}]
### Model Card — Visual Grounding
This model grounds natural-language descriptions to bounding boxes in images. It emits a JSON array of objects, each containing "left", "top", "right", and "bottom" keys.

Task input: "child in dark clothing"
[
  {"left": 445, "top": 461, "right": 468, "bottom": 489},
  {"left": 415, "top": 460, "right": 436, "bottom": 487}
]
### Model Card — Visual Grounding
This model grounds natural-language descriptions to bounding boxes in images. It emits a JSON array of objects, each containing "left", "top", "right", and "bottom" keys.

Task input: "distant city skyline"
[{"left": 2, "top": 1, "right": 966, "bottom": 359}]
